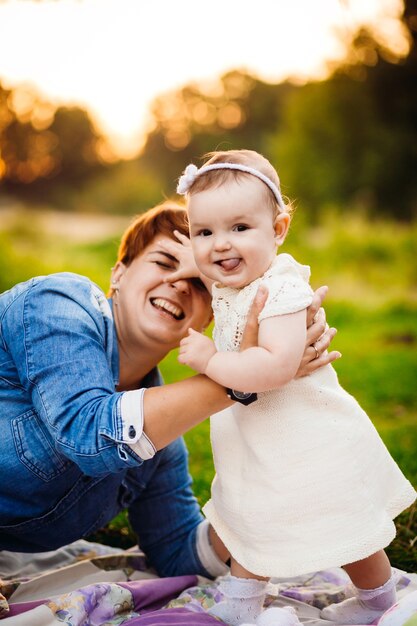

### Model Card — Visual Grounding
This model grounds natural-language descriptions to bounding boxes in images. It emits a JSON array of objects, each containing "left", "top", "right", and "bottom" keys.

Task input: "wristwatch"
[{"left": 226, "top": 388, "right": 258, "bottom": 406}]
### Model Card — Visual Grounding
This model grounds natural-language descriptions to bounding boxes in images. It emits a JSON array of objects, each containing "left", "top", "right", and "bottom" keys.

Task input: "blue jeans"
[{"left": 0, "top": 438, "right": 209, "bottom": 578}]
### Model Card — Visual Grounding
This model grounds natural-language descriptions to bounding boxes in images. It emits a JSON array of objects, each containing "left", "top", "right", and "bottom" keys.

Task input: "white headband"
[{"left": 177, "top": 162, "right": 285, "bottom": 212}]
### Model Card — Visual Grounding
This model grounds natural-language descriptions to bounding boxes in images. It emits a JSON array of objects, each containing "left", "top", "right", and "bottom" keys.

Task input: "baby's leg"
[
  {"left": 321, "top": 550, "right": 397, "bottom": 624},
  {"left": 208, "top": 557, "right": 269, "bottom": 625}
]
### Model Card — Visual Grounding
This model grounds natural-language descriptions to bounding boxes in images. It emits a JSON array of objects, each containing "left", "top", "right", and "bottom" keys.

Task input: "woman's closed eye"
[
  {"left": 155, "top": 261, "right": 175, "bottom": 269},
  {"left": 152, "top": 255, "right": 177, "bottom": 271},
  {"left": 149, "top": 250, "right": 179, "bottom": 271}
]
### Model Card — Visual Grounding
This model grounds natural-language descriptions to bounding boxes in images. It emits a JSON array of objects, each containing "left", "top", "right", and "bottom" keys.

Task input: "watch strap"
[{"left": 226, "top": 388, "right": 258, "bottom": 406}]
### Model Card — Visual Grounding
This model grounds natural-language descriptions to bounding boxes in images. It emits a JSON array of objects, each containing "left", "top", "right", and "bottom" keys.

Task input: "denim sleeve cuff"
[
  {"left": 196, "top": 519, "right": 229, "bottom": 578},
  {"left": 120, "top": 389, "right": 157, "bottom": 460}
]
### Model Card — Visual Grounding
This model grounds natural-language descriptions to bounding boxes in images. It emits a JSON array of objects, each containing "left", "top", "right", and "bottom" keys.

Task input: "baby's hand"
[{"left": 178, "top": 328, "right": 217, "bottom": 373}]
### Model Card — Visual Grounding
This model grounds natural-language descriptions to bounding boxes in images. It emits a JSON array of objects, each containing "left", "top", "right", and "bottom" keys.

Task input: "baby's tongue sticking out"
[{"left": 219, "top": 258, "right": 240, "bottom": 271}]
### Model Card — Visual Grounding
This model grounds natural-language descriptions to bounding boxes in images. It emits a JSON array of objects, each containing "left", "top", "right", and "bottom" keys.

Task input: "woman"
[{"left": 0, "top": 202, "right": 338, "bottom": 579}]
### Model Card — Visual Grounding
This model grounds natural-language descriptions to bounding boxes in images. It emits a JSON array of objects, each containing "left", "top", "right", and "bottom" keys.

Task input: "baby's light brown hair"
[{"left": 186, "top": 149, "right": 291, "bottom": 218}]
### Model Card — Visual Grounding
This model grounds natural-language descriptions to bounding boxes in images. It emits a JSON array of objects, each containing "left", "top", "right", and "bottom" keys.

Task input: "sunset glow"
[{"left": 0, "top": 0, "right": 408, "bottom": 156}]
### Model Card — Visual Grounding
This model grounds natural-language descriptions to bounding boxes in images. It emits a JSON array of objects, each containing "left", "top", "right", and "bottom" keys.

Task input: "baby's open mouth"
[
  {"left": 150, "top": 298, "right": 185, "bottom": 320},
  {"left": 217, "top": 258, "right": 241, "bottom": 271}
]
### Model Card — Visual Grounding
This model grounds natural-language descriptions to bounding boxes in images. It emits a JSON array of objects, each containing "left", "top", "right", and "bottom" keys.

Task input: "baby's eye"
[
  {"left": 233, "top": 224, "right": 249, "bottom": 232},
  {"left": 197, "top": 229, "right": 212, "bottom": 237}
]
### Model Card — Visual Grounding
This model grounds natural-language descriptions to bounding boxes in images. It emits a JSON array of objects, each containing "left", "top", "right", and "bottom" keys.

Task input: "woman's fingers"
[
  {"left": 296, "top": 325, "right": 341, "bottom": 377},
  {"left": 307, "top": 286, "right": 328, "bottom": 327},
  {"left": 173, "top": 230, "right": 191, "bottom": 246},
  {"left": 296, "top": 327, "right": 341, "bottom": 378},
  {"left": 315, "top": 326, "right": 338, "bottom": 354},
  {"left": 297, "top": 349, "right": 341, "bottom": 377},
  {"left": 157, "top": 238, "right": 183, "bottom": 256},
  {"left": 157, "top": 234, "right": 199, "bottom": 283},
  {"left": 240, "top": 285, "right": 268, "bottom": 351},
  {"left": 164, "top": 268, "right": 189, "bottom": 283},
  {"left": 306, "top": 347, "right": 342, "bottom": 371},
  {"left": 306, "top": 307, "right": 327, "bottom": 345}
]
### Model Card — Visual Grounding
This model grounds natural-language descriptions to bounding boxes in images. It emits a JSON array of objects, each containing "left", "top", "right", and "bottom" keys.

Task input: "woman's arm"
[{"left": 143, "top": 374, "right": 232, "bottom": 450}]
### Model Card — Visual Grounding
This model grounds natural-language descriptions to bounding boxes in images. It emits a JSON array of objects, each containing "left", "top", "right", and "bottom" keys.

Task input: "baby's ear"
[{"left": 274, "top": 212, "right": 291, "bottom": 244}]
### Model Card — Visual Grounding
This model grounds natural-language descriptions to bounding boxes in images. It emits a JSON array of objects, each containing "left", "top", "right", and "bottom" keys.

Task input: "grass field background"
[{"left": 2, "top": 206, "right": 416, "bottom": 570}]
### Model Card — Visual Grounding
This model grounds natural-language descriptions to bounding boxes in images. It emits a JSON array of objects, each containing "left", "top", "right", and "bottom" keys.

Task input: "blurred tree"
[
  {"left": 47, "top": 107, "right": 105, "bottom": 182},
  {"left": 137, "top": 71, "right": 295, "bottom": 196},
  {"left": 0, "top": 82, "right": 108, "bottom": 201},
  {"left": 357, "top": 0, "right": 417, "bottom": 219},
  {"left": 1, "top": 1, "right": 415, "bottom": 218},
  {"left": 269, "top": 0, "right": 417, "bottom": 220},
  {"left": 269, "top": 78, "right": 383, "bottom": 218},
  {"left": 137, "top": 1, "right": 417, "bottom": 220}
]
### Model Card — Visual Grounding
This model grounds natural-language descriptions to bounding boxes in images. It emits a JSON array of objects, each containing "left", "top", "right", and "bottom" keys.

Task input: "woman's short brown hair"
[{"left": 108, "top": 201, "right": 188, "bottom": 296}]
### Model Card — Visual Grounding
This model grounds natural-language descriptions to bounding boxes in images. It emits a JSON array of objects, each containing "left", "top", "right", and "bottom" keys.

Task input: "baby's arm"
[
  {"left": 179, "top": 310, "right": 307, "bottom": 393},
  {"left": 178, "top": 329, "right": 217, "bottom": 372}
]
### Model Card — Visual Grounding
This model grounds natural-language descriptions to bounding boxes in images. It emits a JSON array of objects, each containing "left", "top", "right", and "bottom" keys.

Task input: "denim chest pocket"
[{"left": 12, "top": 409, "right": 72, "bottom": 482}]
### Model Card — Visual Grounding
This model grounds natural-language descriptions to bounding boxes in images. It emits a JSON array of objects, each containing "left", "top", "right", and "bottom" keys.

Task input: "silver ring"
[{"left": 313, "top": 344, "right": 320, "bottom": 359}]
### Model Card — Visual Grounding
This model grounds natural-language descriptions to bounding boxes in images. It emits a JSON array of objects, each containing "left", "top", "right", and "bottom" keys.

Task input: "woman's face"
[{"left": 112, "top": 236, "right": 212, "bottom": 354}]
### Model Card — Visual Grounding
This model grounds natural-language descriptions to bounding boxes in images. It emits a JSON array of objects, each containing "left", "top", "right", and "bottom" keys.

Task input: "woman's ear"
[
  {"left": 274, "top": 212, "right": 291, "bottom": 246},
  {"left": 111, "top": 261, "right": 126, "bottom": 289}
]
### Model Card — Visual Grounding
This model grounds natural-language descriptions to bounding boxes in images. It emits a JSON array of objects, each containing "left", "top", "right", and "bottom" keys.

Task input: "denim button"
[{"left": 128, "top": 425, "right": 136, "bottom": 439}]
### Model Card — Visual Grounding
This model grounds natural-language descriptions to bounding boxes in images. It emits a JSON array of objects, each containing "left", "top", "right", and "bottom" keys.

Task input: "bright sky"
[{"left": 0, "top": 0, "right": 408, "bottom": 157}]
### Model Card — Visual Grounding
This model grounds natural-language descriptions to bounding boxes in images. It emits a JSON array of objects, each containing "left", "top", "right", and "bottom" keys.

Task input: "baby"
[{"left": 175, "top": 149, "right": 416, "bottom": 626}]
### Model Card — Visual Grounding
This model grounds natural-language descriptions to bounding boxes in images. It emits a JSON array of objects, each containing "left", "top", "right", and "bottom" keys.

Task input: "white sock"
[
  {"left": 320, "top": 570, "right": 398, "bottom": 624},
  {"left": 208, "top": 575, "right": 268, "bottom": 625},
  {"left": 254, "top": 606, "right": 302, "bottom": 626}
]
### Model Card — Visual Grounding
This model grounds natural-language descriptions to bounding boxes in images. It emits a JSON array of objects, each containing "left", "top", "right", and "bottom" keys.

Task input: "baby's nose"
[{"left": 214, "top": 234, "right": 232, "bottom": 250}]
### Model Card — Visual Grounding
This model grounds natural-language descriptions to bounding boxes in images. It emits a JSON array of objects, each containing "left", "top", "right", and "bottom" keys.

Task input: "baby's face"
[{"left": 188, "top": 177, "right": 289, "bottom": 288}]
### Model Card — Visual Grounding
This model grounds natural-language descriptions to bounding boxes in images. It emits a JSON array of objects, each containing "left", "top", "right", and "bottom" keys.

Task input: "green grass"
[{"left": 2, "top": 207, "right": 417, "bottom": 571}]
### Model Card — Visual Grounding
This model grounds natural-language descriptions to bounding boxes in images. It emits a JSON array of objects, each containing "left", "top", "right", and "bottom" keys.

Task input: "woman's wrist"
[{"left": 142, "top": 375, "right": 233, "bottom": 449}]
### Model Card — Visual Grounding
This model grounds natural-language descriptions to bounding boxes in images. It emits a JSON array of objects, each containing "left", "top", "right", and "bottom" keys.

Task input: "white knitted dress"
[{"left": 202, "top": 253, "right": 416, "bottom": 577}]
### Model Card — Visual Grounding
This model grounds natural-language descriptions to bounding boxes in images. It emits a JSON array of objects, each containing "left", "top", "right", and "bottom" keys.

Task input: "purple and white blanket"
[{"left": 1, "top": 541, "right": 416, "bottom": 625}]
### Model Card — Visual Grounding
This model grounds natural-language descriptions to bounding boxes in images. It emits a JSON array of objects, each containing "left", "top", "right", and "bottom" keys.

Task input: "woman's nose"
[{"left": 170, "top": 277, "right": 191, "bottom": 295}]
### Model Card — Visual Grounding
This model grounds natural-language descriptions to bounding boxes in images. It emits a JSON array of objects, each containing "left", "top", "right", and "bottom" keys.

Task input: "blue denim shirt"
[
  {"left": 0, "top": 273, "right": 228, "bottom": 579},
  {"left": 0, "top": 272, "right": 162, "bottom": 522}
]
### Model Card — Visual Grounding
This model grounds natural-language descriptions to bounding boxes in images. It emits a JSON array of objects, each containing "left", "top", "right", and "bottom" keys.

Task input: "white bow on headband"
[{"left": 177, "top": 162, "right": 285, "bottom": 211}]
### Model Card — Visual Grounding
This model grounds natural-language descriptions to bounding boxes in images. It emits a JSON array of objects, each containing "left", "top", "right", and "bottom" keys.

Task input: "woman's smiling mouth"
[{"left": 150, "top": 298, "right": 185, "bottom": 320}]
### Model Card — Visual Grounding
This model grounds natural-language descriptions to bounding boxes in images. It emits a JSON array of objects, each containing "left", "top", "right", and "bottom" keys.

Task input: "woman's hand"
[
  {"left": 157, "top": 231, "right": 200, "bottom": 283},
  {"left": 296, "top": 286, "right": 341, "bottom": 377},
  {"left": 240, "top": 284, "right": 341, "bottom": 377},
  {"left": 239, "top": 285, "right": 269, "bottom": 351}
]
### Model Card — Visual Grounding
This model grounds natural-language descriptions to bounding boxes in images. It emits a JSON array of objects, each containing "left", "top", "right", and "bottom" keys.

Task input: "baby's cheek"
[{"left": 192, "top": 246, "right": 206, "bottom": 265}]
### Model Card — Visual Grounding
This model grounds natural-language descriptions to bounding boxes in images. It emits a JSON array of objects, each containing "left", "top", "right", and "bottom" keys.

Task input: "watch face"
[
  {"left": 232, "top": 390, "right": 253, "bottom": 400},
  {"left": 226, "top": 388, "right": 258, "bottom": 405}
]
